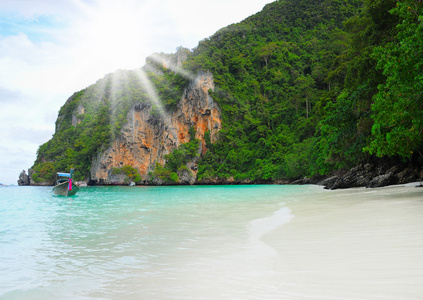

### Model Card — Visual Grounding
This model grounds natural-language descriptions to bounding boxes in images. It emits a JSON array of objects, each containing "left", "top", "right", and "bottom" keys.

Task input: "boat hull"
[{"left": 53, "top": 181, "right": 80, "bottom": 196}]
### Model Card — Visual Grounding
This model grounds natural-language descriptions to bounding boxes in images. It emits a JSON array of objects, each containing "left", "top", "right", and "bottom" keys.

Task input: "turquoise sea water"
[{"left": 1, "top": 184, "right": 422, "bottom": 299}]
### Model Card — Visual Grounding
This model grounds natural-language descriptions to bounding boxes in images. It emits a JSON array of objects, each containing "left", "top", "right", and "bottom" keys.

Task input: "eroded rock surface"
[{"left": 90, "top": 71, "right": 221, "bottom": 184}]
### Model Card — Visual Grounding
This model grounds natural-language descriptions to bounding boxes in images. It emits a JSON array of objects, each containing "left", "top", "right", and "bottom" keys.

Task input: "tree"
[
  {"left": 257, "top": 42, "right": 278, "bottom": 68},
  {"left": 315, "top": 0, "right": 398, "bottom": 172},
  {"left": 294, "top": 75, "right": 316, "bottom": 119},
  {"left": 367, "top": 0, "right": 423, "bottom": 158}
]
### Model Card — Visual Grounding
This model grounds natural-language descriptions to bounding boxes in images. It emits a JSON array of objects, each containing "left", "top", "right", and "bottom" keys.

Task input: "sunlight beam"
[
  {"left": 148, "top": 53, "right": 195, "bottom": 81},
  {"left": 133, "top": 68, "right": 170, "bottom": 122}
]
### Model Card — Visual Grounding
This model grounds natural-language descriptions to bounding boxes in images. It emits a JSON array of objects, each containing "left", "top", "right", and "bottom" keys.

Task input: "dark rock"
[
  {"left": 320, "top": 158, "right": 421, "bottom": 190},
  {"left": 147, "top": 115, "right": 161, "bottom": 126},
  {"left": 133, "top": 102, "right": 150, "bottom": 112},
  {"left": 152, "top": 177, "right": 166, "bottom": 186},
  {"left": 395, "top": 167, "right": 418, "bottom": 184},
  {"left": 107, "top": 169, "right": 127, "bottom": 185},
  {"left": 326, "top": 163, "right": 374, "bottom": 189},
  {"left": 318, "top": 176, "right": 338, "bottom": 189},
  {"left": 290, "top": 178, "right": 303, "bottom": 185},
  {"left": 17, "top": 170, "right": 30, "bottom": 186},
  {"left": 187, "top": 162, "right": 198, "bottom": 171},
  {"left": 178, "top": 167, "right": 195, "bottom": 185},
  {"left": 367, "top": 172, "right": 395, "bottom": 188},
  {"left": 291, "top": 177, "right": 312, "bottom": 185}
]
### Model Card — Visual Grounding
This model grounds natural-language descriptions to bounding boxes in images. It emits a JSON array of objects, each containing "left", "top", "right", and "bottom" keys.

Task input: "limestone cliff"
[{"left": 90, "top": 71, "right": 221, "bottom": 185}]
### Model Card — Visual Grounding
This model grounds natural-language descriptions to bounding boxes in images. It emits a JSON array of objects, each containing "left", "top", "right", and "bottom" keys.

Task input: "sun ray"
[
  {"left": 109, "top": 70, "right": 129, "bottom": 140},
  {"left": 133, "top": 68, "right": 170, "bottom": 122},
  {"left": 147, "top": 52, "right": 196, "bottom": 81}
]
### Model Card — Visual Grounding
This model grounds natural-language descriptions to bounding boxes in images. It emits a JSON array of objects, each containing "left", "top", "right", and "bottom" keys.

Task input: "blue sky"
[
  {"left": 0, "top": 14, "right": 64, "bottom": 40},
  {"left": 0, "top": 0, "right": 274, "bottom": 185}
]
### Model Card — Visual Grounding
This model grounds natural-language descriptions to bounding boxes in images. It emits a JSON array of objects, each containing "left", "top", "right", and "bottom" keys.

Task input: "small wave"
[{"left": 248, "top": 207, "right": 294, "bottom": 242}]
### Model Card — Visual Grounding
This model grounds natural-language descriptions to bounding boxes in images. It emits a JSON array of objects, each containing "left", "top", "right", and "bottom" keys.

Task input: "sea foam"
[{"left": 248, "top": 206, "right": 294, "bottom": 256}]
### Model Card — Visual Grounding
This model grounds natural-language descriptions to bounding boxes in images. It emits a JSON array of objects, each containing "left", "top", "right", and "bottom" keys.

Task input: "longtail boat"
[{"left": 53, "top": 169, "right": 79, "bottom": 196}]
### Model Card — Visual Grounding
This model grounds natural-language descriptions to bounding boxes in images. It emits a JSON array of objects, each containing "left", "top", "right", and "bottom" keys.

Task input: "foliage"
[
  {"left": 153, "top": 139, "right": 200, "bottom": 182},
  {"left": 190, "top": 0, "right": 363, "bottom": 180},
  {"left": 153, "top": 162, "right": 177, "bottom": 182},
  {"left": 302, "top": 0, "right": 399, "bottom": 173},
  {"left": 188, "top": 126, "right": 196, "bottom": 141},
  {"left": 111, "top": 165, "right": 142, "bottom": 183},
  {"left": 31, "top": 162, "right": 56, "bottom": 183},
  {"left": 366, "top": 0, "right": 423, "bottom": 158},
  {"left": 275, "top": 139, "right": 314, "bottom": 179}
]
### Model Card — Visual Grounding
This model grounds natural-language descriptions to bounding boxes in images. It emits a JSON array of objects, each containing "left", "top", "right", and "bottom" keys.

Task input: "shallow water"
[{"left": 0, "top": 184, "right": 422, "bottom": 299}]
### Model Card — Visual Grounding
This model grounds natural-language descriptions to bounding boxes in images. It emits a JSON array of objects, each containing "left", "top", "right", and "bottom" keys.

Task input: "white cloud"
[
  {"left": 0, "top": 0, "right": 274, "bottom": 184},
  {"left": 9, "top": 127, "right": 53, "bottom": 144},
  {"left": 0, "top": 87, "right": 24, "bottom": 103}
]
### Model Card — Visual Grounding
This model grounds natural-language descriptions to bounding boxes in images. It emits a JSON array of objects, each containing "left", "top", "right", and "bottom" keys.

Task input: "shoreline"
[
  {"left": 19, "top": 155, "right": 422, "bottom": 189},
  {"left": 22, "top": 180, "right": 423, "bottom": 191}
]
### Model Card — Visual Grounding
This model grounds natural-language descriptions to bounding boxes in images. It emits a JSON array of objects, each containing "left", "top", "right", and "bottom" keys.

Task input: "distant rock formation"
[
  {"left": 17, "top": 170, "right": 30, "bottom": 186},
  {"left": 90, "top": 71, "right": 222, "bottom": 185}
]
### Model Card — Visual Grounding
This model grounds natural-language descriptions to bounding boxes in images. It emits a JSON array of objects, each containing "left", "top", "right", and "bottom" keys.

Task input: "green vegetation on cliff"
[
  {"left": 111, "top": 165, "right": 142, "bottom": 184},
  {"left": 189, "top": 0, "right": 422, "bottom": 181},
  {"left": 33, "top": 65, "right": 188, "bottom": 181},
  {"left": 153, "top": 137, "right": 200, "bottom": 183},
  {"left": 186, "top": 0, "right": 365, "bottom": 180},
  {"left": 366, "top": 0, "right": 423, "bottom": 158},
  {"left": 31, "top": 0, "right": 423, "bottom": 183}
]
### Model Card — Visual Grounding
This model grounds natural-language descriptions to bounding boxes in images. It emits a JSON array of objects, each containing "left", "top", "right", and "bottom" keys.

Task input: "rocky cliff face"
[{"left": 90, "top": 71, "right": 221, "bottom": 184}]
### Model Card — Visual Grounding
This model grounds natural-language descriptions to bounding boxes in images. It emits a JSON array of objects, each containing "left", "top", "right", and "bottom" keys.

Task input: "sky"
[{"left": 0, "top": 0, "right": 274, "bottom": 185}]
